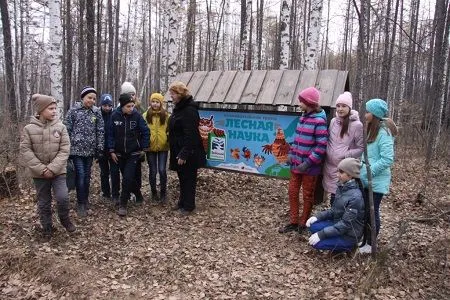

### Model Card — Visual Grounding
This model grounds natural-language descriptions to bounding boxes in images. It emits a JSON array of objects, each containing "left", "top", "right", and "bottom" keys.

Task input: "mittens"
[
  {"left": 308, "top": 233, "right": 320, "bottom": 246},
  {"left": 306, "top": 216, "right": 318, "bottom": 227}
]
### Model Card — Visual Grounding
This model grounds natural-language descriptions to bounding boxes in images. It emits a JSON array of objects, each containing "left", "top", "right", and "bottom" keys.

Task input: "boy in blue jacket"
[{"left": 108, "top": 93, "right": 150, "bottom": 216}]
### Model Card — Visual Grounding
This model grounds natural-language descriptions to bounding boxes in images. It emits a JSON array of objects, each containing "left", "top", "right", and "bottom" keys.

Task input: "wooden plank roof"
[{"left": 164, "top": 70, "right": 349, "bottom": 108}]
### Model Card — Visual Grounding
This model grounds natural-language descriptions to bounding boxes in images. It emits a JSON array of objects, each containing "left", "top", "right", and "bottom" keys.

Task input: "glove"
[
  {"left": 306, "top": 216, "right": 318, "bottom": 227},
  {"left": 308, "top": 233, "right": 320, "bottom": 246},
  {"left": 296, "top": 162, "right": 310, "bottom": 173}
]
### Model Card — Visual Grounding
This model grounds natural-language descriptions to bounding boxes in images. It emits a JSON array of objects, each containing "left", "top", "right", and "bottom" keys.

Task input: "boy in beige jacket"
[{"left": 20, "top": 94, "right": 76, "bottom": 241}]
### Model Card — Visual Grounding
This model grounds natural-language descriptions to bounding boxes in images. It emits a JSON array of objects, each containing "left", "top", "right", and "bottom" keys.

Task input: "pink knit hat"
[
  {"left": 298, "top": 87, "right": 320, "bottom": 107},
  {"left": 335, "top": 91, "right": 353, "bottom": 109}
]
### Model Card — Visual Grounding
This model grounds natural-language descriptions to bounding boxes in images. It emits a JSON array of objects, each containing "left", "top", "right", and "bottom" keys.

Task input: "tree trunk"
[
  {"left": 304, "top": 0, "right": 323, "bottom": 70},
  {"left": 64, "top": 0, "right": 73, "bottom": 111},
  {"left": 78, "top": 0, "right": 87, "bottom": 86},
  {"left": 0, "top": 0, "right": 18, "bottom": 123},
  {"left": 107, "top": 0, "right": 114, "bottom": 95},
  {"left": 279, "top": 0, "right": 290, "bottom": 70},
  {"left": 49, "top": 0, "right": 65, "bottom": 118},
  {"left": 96, "top": 0, "right": 103, "bottom": 91},
  {"left": 167, "top": 0, "right": 180, "bottom": 83}
]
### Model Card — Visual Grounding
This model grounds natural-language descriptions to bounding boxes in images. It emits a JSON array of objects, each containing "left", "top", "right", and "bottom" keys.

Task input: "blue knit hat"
[
  {"left": 366, "top": 98, "right": 388, "bottom": 119},
  {"left": 100, "top": 94, "right": 113, "bottom": 106}
]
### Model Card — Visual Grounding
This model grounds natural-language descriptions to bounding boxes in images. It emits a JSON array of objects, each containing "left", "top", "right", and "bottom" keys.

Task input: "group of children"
[
  {"left": 279, "top": 87, "right": 396, "bottom": 254},
  {"left": 20, "top": 82, "right": 171, "bottom": 240},
  {"left": 20, "top": 83, "right": 396, "bottom": 254}
]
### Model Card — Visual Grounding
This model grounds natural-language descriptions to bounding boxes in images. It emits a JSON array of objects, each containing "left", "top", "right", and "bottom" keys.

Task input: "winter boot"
[
  {"left": 77, "top": 204, "right": 88, "bottom": 218},
  {"left": 159, "top": 192, "right": 167, "bottom": 204},
  {"left": 118, "top": 206, "right": 127, "bottom": 217},
  {"left": 42, "top": 225, "right": 53, "bottom": 242},
  {"left": 278, "top": 223, "right": 299, "bottom": 233},
  {"left": 60, "top": 218, "right": 76, "bottom": 233}
]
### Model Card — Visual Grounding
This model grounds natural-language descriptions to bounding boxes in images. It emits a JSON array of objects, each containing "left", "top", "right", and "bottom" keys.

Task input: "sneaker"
[
  {"left": 77, "top": 204, "right": 88, "bottom": 218},
  {"left": 278, "top": 223, "right": 299, "bottom": 233},
  {"left": 358, "top": 244, "right": 372, "bottom": 254},
  {"left": 118, "top": 206, "right": 127, "bottom": 217},
  {"left": 60, "top": 219, "right": 76, "bottom": 233}
]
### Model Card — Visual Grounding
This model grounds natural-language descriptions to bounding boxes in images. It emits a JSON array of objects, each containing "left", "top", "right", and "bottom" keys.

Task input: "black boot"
[
  {"left": 42, "top": 225, "right": 53, "bottom": 242},
  {"left": 159, "top": 192, "right": 167, "bottom": 204},
  {"left": 60, "top": 218, "right": 76, "bottom": 233}
]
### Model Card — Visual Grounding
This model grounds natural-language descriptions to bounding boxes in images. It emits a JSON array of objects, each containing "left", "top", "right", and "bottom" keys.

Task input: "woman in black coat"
[{"left": 168, "top": 81, "right": 206, "bottom": 215}]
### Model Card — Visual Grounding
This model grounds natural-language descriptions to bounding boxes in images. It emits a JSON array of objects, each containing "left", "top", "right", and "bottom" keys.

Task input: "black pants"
[
  {"left": 98, "top": 156, "right": 120, "bottom": 198},
  {"left": 176, "top": 167, "right": 198, "bottom": 211},
  {"left": 118, "top": 153, "right": 141, "bottom": 207}
]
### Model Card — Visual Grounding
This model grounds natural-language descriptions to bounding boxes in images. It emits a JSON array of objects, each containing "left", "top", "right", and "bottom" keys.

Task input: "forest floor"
[{"left": 0, "top": 149, "right": 449, "bottom": 300}]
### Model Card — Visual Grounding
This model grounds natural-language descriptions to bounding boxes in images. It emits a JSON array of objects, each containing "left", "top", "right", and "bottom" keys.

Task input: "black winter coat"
[
  {"left": 168, "top": 95, "right": 206, "bottom": 171},
  {"left": 108, "top": 109, "right": 150, "bottom": 155}
]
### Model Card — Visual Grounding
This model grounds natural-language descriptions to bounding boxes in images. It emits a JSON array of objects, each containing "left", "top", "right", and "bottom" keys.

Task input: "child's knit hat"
[
  {"left": 298, "top": 87, "right": 320, "bottom": 107},
  {"left": 119, "top": 93, "right": 133, "bottom": 107},
  {"left": 337, "top": 157, "right": 361, "bottom": 178},
  {"left": 149, "top": 93, "right": 164, "bottom": 103},
  {"left": 100, "top": 94, "right": 113, "bottom": 106},
  {"left": 121, "top": 82, "right": 136, "bottom": 95},
  {"left": 366, "top": 98, "right": 388, "bottom": 119},
  {"left": 32, "top": 94, "right": 57, "bottom": 113},
  {"left": 80, "top": 86, "right": 97, "bottom": 99},
  {"left": 335, "top": 92, "right": 353, "bottom": 109}
]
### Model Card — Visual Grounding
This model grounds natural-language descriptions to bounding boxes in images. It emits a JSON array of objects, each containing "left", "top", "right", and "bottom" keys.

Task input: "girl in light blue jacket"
[{"left": 358, "top": 98, "right": 397, "bottom": 254}]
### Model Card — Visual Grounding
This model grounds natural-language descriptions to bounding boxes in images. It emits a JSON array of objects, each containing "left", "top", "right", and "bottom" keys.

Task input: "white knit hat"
[{"left": 121, "top": 82, "right": 136, "bottom": 94}]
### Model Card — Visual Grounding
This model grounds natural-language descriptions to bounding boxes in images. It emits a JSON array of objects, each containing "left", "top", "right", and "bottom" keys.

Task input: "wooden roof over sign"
[{"left": 165, "top": 70, "right": 349, "bottom": 108}]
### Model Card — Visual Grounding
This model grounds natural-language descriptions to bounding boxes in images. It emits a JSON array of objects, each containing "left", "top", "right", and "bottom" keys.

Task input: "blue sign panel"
[{"left": 198, "top": 109, "right": 299, "bottom": 179}]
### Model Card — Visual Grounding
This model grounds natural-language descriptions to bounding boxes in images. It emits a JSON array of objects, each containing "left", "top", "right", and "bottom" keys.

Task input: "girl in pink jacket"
[{"left": 322, "top": 92, "right": 364, "bottom": 205}]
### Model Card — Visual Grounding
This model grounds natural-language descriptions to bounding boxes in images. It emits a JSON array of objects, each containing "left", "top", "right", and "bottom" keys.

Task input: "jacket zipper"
[{"left": 123, "top": 114, "right": 127, "bottom": 153}]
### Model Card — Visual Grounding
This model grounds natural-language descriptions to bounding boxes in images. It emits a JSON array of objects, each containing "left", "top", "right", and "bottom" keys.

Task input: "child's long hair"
[
  {"left": 367, "top": 117, "right": 398, "bottom": 143},
  {"left": 145, "top": 107, "right": 167, "bottom": 125},
  {"left": 340, "top": 111, "right": 351, "bottom": 138}
]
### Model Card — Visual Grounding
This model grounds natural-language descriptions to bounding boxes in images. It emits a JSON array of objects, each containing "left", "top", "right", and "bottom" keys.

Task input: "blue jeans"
[
  {"left": 146, "top": 151, "right": 168, "bottom": 194},
  {"left": 309, "top": 220, "right": 355, "bottom": 252},
  {"left": 363, "top": 189, "right": 384, "bottom": 245},
  {"left": 98, "top": 156, "right": 120, "bottom": 198},
  {"left": 72, "top": 156, "right": 93, "bottom": 206}
]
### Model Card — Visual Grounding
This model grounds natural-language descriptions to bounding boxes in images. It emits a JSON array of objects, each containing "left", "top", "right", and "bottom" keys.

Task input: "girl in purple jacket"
[{"left": 322, "top": 92, "right": 363, "bottom": 205}]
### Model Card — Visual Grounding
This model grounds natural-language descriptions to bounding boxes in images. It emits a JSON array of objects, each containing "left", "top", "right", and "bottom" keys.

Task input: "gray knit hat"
[{"left": 337, "top": 157, "right": 361, "bottom": 178}]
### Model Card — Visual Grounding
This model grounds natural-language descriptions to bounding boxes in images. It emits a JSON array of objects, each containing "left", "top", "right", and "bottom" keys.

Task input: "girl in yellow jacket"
[{"left": 143, "top": 93, "right": 170, "bottom": 203}]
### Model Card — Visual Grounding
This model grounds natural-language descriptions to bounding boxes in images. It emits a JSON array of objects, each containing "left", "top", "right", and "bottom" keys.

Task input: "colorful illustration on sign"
[
  {"left": 199, "top": 115, "right": 225, "bottom": 152},
  {"left": 198, "top": 109, "right": 299, "bottom": 179},
  {"left": 262, "top": 127, "right": 290, "bottom": 165}
]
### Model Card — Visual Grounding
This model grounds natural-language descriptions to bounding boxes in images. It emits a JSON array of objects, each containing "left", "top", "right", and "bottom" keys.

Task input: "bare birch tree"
[
  {"left": 49, "top": 0, "right": 64, "bottom": 117},
  {"left": 304, "top": 0, "right": 323, "bottom": 69},
  {"left": 279, "top": 0, "right": 290, "bottom": 69}
]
